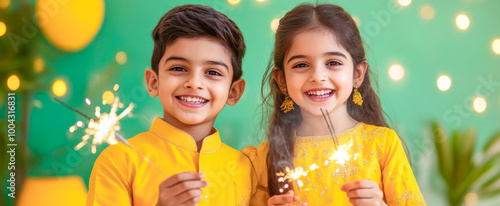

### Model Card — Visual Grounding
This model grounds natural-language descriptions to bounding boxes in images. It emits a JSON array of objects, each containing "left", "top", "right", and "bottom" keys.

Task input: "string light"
[
  {"left": 437, "top": 75, "right": 452, "bottom": 91},
  {"left": 52, "top": 80, "right": 67, "bottom": 97},
  {"left": 456, "top": 14, "right": 470, "bottom": 30},
  {"left": 228, "top": 0, "right": 240, "bottom": 5},
  {"left": 420, "top": 5, "right": 435, "bottom": 20},
  {"left": 492, "top": 38, "right": 500, "bottom": 55},
  {"left": 270, "top": 18, "right": 280, "bottom": 32},
  {"left": 398, "top": 0, "right": 412, "bottom": 7},
  {"left": 7, "top": 75, "right": 20, "bottom": 91},
  {"left": 115, "top": 51, "right": 127, "bottom": 65},
  {"left": 0, "top": 21, "right": 6, "bottom": 37},
  {"left": 473, "top": 97, "right": 486, "bottom": 113},
  {"left": 388, "top": 64, "right": 405, "bottom": 81}
]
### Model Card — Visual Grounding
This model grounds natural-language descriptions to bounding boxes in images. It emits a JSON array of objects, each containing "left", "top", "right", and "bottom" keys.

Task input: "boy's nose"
[{"left": 184, "top": 75, "right": 204, "bottom": 90}]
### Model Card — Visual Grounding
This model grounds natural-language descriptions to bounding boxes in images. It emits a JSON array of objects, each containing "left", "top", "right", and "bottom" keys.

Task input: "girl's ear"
[
  {"left": 354, "top": 61, "right": 368, "bottom": 86},
  {"left": 272, "top": 67, "right": 286, "bottom": 93},
  {"left": 227, "top": 78, "right": 245, "bottom": 106},
  {"left": 145, "top": 68, "right": 159, "bottom": 97}
]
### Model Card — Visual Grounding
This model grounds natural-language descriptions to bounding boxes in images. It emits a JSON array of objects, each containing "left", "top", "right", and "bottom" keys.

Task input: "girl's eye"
[
  {"left": 169, "top": 66, "right": 186, "bottom": 72},
  {"left": 327, "top": 61, "right": 342, "bottom": 66},
  {"left": 206, "top": 70, "right": 222, "bottom": 76},
  {"left": 292, "top": 63, "right": 309, "bottom": 68}
]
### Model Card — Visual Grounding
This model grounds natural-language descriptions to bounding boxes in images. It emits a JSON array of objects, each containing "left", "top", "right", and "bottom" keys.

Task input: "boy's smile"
[{"left": 145, "top": 37, "right": 244, "bottom": 132}]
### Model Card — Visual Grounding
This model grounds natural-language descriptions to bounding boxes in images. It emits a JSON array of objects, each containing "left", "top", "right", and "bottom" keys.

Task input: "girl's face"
[{"left": 278, "top": 29, "right": 361, "bottom": 117}]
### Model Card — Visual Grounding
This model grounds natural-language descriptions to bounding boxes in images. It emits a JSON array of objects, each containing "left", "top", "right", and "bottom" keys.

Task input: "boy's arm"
[{"left": 87, "top": 145, "right": 133, "bottom": 206}]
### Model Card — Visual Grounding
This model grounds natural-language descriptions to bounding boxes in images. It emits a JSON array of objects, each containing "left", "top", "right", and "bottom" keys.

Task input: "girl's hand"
[
  {"left": 156, "top": 172, "right": 208, "bottom": 206},
  {"left": 341, "top": 180, "right": 386, "bottom": 206},
  {"left": 268, "top": 190, "right": 308, "bottom": 206}
]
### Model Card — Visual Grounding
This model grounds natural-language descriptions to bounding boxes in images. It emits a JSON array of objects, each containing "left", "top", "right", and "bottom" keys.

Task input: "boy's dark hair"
[{"left": 151, "top": 4, "right": 245, "bottom": 82}]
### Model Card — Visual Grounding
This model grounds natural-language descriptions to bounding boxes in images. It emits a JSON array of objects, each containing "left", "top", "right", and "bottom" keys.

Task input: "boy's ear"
[
  {"left": 227, "top": 78, "right": 245, "bottom": 106},
  {"left": 271, "top": 67, "right": 286, "bottom": 93},
  {"left": 145, "top": 68, "right": 159, "bottom": 97},
  {"left": 354, "top": 61, "right": 368, "bottom": 86}
]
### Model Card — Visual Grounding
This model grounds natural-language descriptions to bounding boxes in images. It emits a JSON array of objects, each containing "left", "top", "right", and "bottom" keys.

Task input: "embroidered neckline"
[{"left": 294, "top": 122, "right": 363, "bottom": 143}]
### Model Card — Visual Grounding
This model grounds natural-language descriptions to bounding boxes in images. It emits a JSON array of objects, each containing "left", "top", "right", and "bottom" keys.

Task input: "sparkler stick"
[
  {"left": 55, "top": 97, "right": 168, "bottom": 177},
  {"left": 320, "top": 108, "right": 339, "bottom": 148}
]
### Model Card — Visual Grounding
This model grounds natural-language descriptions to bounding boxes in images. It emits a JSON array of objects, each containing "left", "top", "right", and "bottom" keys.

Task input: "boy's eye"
[
  {"left": 292, "top": 63, "right": 309, "bottom": 68},
  {"left": 206, "top": 70, "right": 222, "bottom": 76},
  {"left": 169, "top": 66, "right": 186, "bottom": 72},
  {"left": 327, "top": 61, "right": 342, "bottom": 66}
]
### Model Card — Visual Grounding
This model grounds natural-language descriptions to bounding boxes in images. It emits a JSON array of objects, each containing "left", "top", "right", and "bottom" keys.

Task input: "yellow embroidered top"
[
  {"left": 87, "top": 117, "right": 253, "bottom": 206},
  {"left": 243, "top": 123, "right": 426, "bottom": 206}
]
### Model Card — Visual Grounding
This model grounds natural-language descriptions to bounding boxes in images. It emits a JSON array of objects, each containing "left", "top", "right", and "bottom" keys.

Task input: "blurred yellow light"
[
  {"left": 492, "top": 38, "right": 500, "bottom": 55},
  {"left": 102, "top": 91, "right": 114, "bottom": 105},
  {"left": 271, "top": 18, "right": 280, "bottom": 32},
  {"left": 437, "top": 75, "right": 452, "bottom": 91},
  {"left": 473, "top": 97, "right": 486, "bottom": 113},
  {"left": 398, "top": 0, "right": 412, "bottom": 7},
  {"left": 456, "top": 14, "right": 470, "bottom": 30},
  {"left": 228, "top": 0, "right": 240, "bottom": 5},
  {"left": 256, "top": 0, "right": 266, "bottom": 2},
  {"left": 33, "top": 99, "right": 43, "bottom": 109},
  {"left": 113, "top": 84, "right": 119, "bottom": 91},
  {"left": 465, "top": 192, "right": 478, "bottom": 206},
  {"left": 115, "top": 51, "right": 127, "bottom": 65},
  {"left": 420, "top": 5, "right": 435, "bottom": 20},
  {"left": 352, "top": 16, "right": 361, "bottom": 27},
  {"left": 33, "top": 57, "right": 45, "bottom": 73},
  {"left": 388, "top": 64, "right": 405, "bottom": 81},
  {"left": 0, "top": 21, "right": 6, "bottom": 37},
  {"left": 0, "top": 0, "right": 11, "bottom": 9},
  {"left": 7, "top": 75, "right": 20, "bottom": 91},
  {"left": 52, "top": 80, "right": 67, "bottom": 97}
]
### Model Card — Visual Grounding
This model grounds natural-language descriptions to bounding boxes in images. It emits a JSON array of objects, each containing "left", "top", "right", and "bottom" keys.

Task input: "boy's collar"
[{"left": 149, "top": 117, "right": 222, "bottom": 153}]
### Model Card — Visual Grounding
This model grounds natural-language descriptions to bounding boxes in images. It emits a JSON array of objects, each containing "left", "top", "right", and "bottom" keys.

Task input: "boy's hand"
[
  {"left": 341, "top": 180, "right": 386, "bottom": 206},
  {"left": 268, "top": 190, "right": 308, "bottom": 206},
  {"left": 156, "top": 172, "right": 208, "bottom": 206}
]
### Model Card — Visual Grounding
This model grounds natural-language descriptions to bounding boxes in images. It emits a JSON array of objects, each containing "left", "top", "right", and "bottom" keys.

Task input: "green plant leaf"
[{"left": 431, "top": 122, "right": 454, "bottom": 187}]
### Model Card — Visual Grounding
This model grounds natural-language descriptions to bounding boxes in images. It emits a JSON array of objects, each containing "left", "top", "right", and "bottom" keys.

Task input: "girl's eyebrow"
[{"left": 287, "top": 51, "right": 348, "bottom": 64}]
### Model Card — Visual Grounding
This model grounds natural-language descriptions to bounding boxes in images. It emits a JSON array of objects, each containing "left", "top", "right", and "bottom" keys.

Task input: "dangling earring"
[
  {"left": 353, "top": 82, "right": 363, "bottom": 106},
  {"left": 280, "top": 88, "right": 294, "bottom": 113}
]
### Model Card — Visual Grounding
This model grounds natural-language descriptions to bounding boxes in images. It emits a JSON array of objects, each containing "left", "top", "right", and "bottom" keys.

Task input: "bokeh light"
[
  {"left": 52, "top": 79, "right": 67, "bottom": 97},
  {"left": 0, "top": 0, "right": 11, "bottom": 9},
  {"left": 388, "top": 64, "right": 405, "bottom": 81},
  {"left": 456, "top": 14, "right": 470, "bottom": 30},
  {"left": 102, "top": 91, "right": 115, "bottom": 105},
  {"left": 492, "top": 38, "right": 500, "bottom": 55},
  {"left": 352, "top": 16, "right": 361, "bottom": 27},
  {"left": 0, "top": 21, "right": 6, "bottom": 37},
  {"left": 113, "top": 84, "right": 120, "bottom": 91},
  {"left": 7, "top": 75, "right": 20, "bottom": 91},
  {"left": 34, "top": 57, "right": 45, "bottom": 73},
  {"left": 420, "top": 5, "right": 435, "bottom": 20},
  {"left": 228, "top": 0, "right": 240, "bottom": 5},
  {"left": 437, "top": 75, "right": 452, "bottom": 91},
  {"left": 398, "top": 0, "right": 412, "bottom": 7},
  {"left": 465, "top": 192, "right": 478, "bottom": 206},
  {"left": 473, "top": 97, "right": 487, "bottom": 113},
  {"left": 271, "top": 18, "right": 280, "bottom": 32},
  {"left": 115, "top": 51, "right": 127, "bottom": 65}
]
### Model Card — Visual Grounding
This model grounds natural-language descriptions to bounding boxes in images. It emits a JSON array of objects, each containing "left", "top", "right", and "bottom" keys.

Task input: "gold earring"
[
  {"left": 280, "top": 88, "right": 294, "bottom": 113},
  {"left": 353, "top": 83, "right": 363, "bottom": 106}
]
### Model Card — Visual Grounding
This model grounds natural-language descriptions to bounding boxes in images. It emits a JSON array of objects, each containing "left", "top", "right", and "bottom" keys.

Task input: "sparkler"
[{"left": 55, "top": 95, "right": 167, "bottom": 177}]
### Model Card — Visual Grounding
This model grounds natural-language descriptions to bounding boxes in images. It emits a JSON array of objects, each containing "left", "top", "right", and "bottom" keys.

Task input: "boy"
[{"left": 87, "top": 5, "right": 253, "bottom": 206}]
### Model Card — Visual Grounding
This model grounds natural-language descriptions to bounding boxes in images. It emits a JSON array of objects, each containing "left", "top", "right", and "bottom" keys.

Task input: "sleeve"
[
  {"left": 241, "top": 141, "right": 270, "bottom": 206},
  {"left": 86, "top": 144, "right": 133, "bottom": 206},
  {"left": 381, "top": 129, "right": 427, "bottom": 206}
]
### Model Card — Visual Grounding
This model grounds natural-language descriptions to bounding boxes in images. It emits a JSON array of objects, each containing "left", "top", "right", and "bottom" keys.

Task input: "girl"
[{"left": 244, "top": 4, "right": 426, "bottom": 206}]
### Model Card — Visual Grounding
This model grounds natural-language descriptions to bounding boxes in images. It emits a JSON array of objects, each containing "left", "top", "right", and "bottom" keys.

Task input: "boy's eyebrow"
[
  {"left": 287, "top": 51, "right": 348, "bottom": 64},
  {"left": 165, "top": 56, "right": 189, "bottom": 64},
  {"left": 204, "top": 60, "right": 229, "bottom": 71}
]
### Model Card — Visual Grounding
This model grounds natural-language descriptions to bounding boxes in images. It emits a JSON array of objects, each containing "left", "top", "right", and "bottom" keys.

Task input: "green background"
[{"left": 1, "top": 0, "right": 500, "bottom": 205}]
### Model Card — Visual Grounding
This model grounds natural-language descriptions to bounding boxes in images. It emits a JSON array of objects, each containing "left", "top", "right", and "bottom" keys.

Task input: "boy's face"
[{"left": 145, "top": 37, "right": 244, "bottom": 127}]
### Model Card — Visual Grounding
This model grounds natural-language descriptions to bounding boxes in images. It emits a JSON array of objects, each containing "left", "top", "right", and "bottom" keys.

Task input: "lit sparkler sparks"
[{"left": 329, "top": 141, "right": 358, "bottom": 183}]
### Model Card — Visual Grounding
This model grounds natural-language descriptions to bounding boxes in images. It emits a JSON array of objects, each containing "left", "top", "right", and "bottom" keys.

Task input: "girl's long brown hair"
[{"left": 262, "top": 4, "right": 397, "bottom": 196}]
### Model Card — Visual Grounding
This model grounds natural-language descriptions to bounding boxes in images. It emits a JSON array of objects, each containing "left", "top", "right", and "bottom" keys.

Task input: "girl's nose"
[{"left": 309, "top": 66, "right": 328, "bottom": 83}]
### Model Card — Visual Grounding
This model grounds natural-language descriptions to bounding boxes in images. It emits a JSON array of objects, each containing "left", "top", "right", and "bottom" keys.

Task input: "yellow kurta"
[
  {"left": 87, "top": 117, "right": 253, "bottom": 206},
  {"left": 243, "top": 123, "right": 426, "bottom": 206}
]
